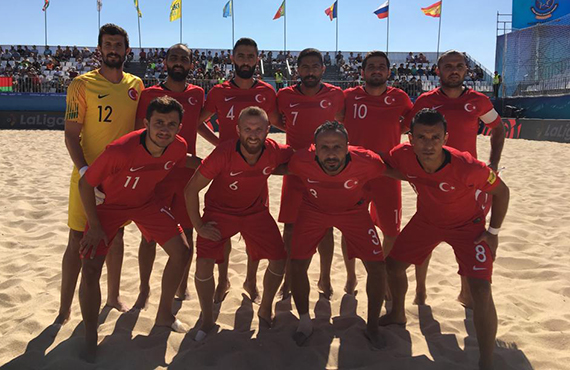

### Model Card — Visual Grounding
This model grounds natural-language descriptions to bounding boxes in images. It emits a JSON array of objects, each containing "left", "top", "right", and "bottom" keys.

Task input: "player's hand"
[
  {"left": 474, "top": 231, "right": 498, "bottom": 261},
  {"left": 79, "top": 224, "right": 109, "bottom": 259},
  {"left": 487, "top": 163, "right": 498, "bottom": 172},
  {"left": 196, "top": 221, "right": 222, "bottom": 242},
  {"left": 94, "top": 187, "right": 106, "bottom": 206}
]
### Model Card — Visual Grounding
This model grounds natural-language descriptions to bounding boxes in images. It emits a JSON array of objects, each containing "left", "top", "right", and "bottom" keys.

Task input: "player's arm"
[
  {"left": 185, "top": 153, "right": 203, "bottom": 169},
  {"left": 64, "top": 121, "right": 88, "bottom": 172},
  {"left": 488, "top": 122, "right": 505, "bottom": 171},
  {"left": 78, "top": 175, "right": 108, "bottom": 259},
  {"left": 383, "top": 167, "right": 406, "bottom": 180},
  {"left": 474, "top": 179, "right": 510, "bottom": 260},
  {"left": 272, "top": 163, "right": 289, "bottom": 175},
  {"left": 184, "top": 171, "right": 221, "bottom": 241},
  {"left": 268, "top": 109, "right": 286, "bottom": 132},
  {"left": 197, "top": 107, "right": 219, "bottom": 146}
]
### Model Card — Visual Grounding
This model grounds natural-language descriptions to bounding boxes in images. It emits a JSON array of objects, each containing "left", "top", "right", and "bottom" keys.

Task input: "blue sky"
[{"left": 0, "top": 0, "right": 511, "bottom": 69}]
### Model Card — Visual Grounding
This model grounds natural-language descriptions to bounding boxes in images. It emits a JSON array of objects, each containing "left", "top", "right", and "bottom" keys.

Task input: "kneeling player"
[
  {"left": 185, "top": 106, "right": 291, "bottom": 340},
  {"left": 379, "top": 109, "right": 510, "bottom": 370},
  {"left": 287, "top": 121, "right": 388, "bottom": 349},
  {"left": 78, "top": 96, "right": 193, "bottom": 361}
]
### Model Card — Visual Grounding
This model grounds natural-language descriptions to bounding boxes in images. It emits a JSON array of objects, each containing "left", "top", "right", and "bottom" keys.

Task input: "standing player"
[
  {"left": 198, "top": 37, "right": 283, "bottom": 304},
  {"left": 286, "top": 121, "right": 388, "bottom": 348},
  {"left": 342, "top": 51, "right": 412, "bottom": 294},
  {"left": 380, "top": 109, "right": 510, "bottom": 370},
  {"left": 404, "top": 50, "right": 506, "bottom": 307},
  {"left": 132, "top": 43, "right": 218, "bottom": 310},
  {"left": 185, "top": 107, "right": 290, "bottom": 340},
  {"left": 56, "top": 24, "right": 144, "bottom": 326},
  {"left": 277, "top": 48, "right": 344, "bottom": 299},
  {"left": 78, "top": 97, "right": 193, "bottom": 361}
]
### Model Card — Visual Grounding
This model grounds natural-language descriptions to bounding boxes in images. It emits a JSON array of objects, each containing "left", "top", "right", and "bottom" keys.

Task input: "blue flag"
[{"left": 223, "top": 0, "right": 232, "bottom": 18}]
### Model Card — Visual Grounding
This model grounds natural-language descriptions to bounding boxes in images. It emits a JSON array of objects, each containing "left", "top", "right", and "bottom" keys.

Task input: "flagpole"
[
  {"left": 284, "top": 0, "right": 287, "bottom": 52},
  {"left": 386, "top": 8, "right": 390, "bottom": 53},
  {"left": 231, "top": 0, "right": 235, "bottom": 47},
  {"left": 137, "top": 14, "right": 142, "bottom": 48},
  {"left": 98, "top": 8, "right": 100, "bottom": 30},
  {"left": 436, "top": 0, "right": 443, "bottom": 59},
  {"left": 180, "top": 0, "right": 183, "bottom": 43},
  {"left": 44, "top": 7, "right": 48, "bottom": 46},
  {"left": 335, "top": 1, "right": 339, "bottom": 53}
]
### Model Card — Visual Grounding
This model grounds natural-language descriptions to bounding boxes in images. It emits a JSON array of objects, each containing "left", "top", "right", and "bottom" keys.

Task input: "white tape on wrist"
[
  {"left": 79, "top": 166, "right": 89, "bottom": 178},
  {"left": 487, "top": 227, "right": 500, "bottom": 236}
]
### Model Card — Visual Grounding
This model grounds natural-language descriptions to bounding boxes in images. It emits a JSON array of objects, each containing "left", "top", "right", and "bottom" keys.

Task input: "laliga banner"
[{"left": 513, "top": 0, "right": 570, "bottom": 29}]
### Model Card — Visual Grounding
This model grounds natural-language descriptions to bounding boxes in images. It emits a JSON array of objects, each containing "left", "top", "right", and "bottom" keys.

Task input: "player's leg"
[
  {"left": 56, "top": 228, "right": 83, "bottom": 326},
  {"left": 341, "top": 236, "right": 357, "bottom": 295},
  {"left": 291, "top": 257, "right": 313, "bottom": 344},
  {"left": 176, "top": 227, "right": 194, "bottom": 300},
  {"left": 414, "top": 254, "right": 431, "bottom": 305},
  {"left": 279, "top": 223, "right": 294, "bottom": 300},
  {"left": 214, "top": 239, "right": 232, "bottom": 303},
  {"left": 458, "top": 274, "right": 473, "bottom": 309},
  {"left": 56, "top": 173, "right": 87, "bottom": 326},
  {"left": 317, "top": 227, "right": 334, "bottom": 299},
  {"left": 468, "top": 277, "right": 497, "bottom": 370},
  {"left": 244, "top": 255, "right": 261, "bottom": 305},
  {"left": 241, "top": 211, "right": 287, "bottom": 324},
  {"left": 194, "top": 257, "right": 216, "bottom": 338},
  {"left": 79, "top": 254, "right": 106, "bottom": 362},
  {"left": 134, "top": 236, "right": 157, "bottom": 310},
  {"left": 361, "top": 259, "right": 387, "bottom": 349},
  {"left": 105, "top": 227, "right": 128, "bottom": 312}
]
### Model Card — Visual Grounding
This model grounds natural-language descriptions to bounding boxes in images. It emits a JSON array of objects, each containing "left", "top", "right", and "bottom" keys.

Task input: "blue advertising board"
[{"left": 513, "top": 0, "right": 570, "bottom": 29}]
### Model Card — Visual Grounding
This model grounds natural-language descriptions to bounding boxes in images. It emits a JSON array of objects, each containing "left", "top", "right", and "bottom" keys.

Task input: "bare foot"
[
  {"left": 364, "top": 327, "right": 387, "bottom": 350},
  {"left": 195, "top": 322, "right": 218, "bottom": 341},
  {"left": 155, "top": 313, "right": 187, "bottom": 333},
  {"left": 214, "top": 279, "right": 231, "bottom": 304},
  {"left": 53, "top": 311, "right": 70, "bottom": 327},
  {"left": 106, "top": 297, "right": 129, "bottom": 313},
  {"left": 344, "top": 277, "right": 358, "bottom": 296},
  {"left": 175, "top": 287, "right": 191, "bottom": 301},
  {"left": 378, "top": 312, "right": 407, "bottom": 327},
  {"left": 258, "top": 305, "right": 273, "bottom": 328},
  {"left": 243, "top": 280, "right": 260, "bottom": 304},
  {"left": 457, "top": 292, "right": 474, "bottom": 309},
  {"left": 132, "top": 289, "right": 150, "bottom": 311},
  {"left": 413, "top": 290, "right": 427, "bottom": 306},
  {"left": 317, "top": 279, "right": 333, "bottom": 300},
  {"left": 277, "top": 282, "right": 291, "bottom": 301},
  {"left": 81, "top": 334, "right": 97, "bottom": 363}
]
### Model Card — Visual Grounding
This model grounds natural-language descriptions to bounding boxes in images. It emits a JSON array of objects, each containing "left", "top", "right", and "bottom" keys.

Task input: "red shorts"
[
  {"left": 367, "top": 177, "right": 402, "bottom": 237},
  {"left": 155, "top": 169, "right": 194, "bottom": 229},
  {"left": 389, "top": 214, "right": 493, "bottom": 281},
  {"left": 196, "top": 209, "right": 286, "bottom": 264},
  {"left": 291, "top": 204, "right": 385, "bottom": 262},
  {"left": 83, "top": 201, "right": 183, "bottom": 258},
  {"left": 278, "top": 174, "right": 305, "bottom": 224}
]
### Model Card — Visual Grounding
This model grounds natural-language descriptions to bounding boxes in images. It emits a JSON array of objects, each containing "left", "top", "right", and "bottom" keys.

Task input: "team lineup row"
[{"left": 56, "top": 24, "right": 508, "bottom": 370}]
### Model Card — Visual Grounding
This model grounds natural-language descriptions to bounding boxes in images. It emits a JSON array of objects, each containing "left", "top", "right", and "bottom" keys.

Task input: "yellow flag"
[{"left": 170, "top": 0, "right": 181, "bottom": 22}]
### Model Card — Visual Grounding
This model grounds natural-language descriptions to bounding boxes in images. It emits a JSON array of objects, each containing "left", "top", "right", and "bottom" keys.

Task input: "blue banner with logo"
[{"left": 513, "top": 0, "right": 570, "bottom": 29}]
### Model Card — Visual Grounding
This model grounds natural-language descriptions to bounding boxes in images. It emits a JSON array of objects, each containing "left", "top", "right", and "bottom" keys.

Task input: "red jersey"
[
  {"left": 277, "top": 83, "right": 345, "bottom": 150},
  {"left": 136, "top": 83, "right": 204, "bottom": 188},
  {"left": 288, "top": 146, "right": 386, "bottom": 214},
  {"left": 343, "top": 86, "right": 412, "bottom": 154},
  {"left": 85, "top": 129, "right": 187, "bottom": 208},
  {"left": 386, "top": 143, "right": 500, "bottom": 228},
  {"left": 203, "top": 79, "right": 277, "bottom": 143},
  {"left": 404, "top": 87, "right": 500, "bottom": 158},
  {"left": 198, "top": 138, "right": 293, "bottom": 216}
]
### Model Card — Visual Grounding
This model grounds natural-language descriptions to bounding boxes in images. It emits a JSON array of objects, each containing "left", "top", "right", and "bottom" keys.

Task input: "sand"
[{"left": 0, "top": 131, "right": 568, "bottom": 370}]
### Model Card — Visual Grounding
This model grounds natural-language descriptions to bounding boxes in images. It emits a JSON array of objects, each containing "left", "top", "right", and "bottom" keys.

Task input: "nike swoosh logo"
[
  {"left": 225, "top": 97, "right": 236, "bottom": 101},
  {"left": 373, "top": 250, "right": 382, "bottom": 255},
  {"left": 354, "top": 96, "right": 365, "bottom": 100},
  {"left": 473, "top": 266, "right": 487, "bottom": 271},
  {"left": 307, "top": 179, "right": 319, "bottom": 183},
  {"left": 230, "top": 171, "right": 243, "bottom": 176},
  {"left": 407, "top": 174, "right": 417, "bottom": 178},
  {"left": 130, "top": 166, "right": 144, "bottom": 172},
  {"left": 98, "top": 94, "right": 109, "bottom": 99},
  {"left": 289, "top": 103, "right": 301, "bottom": 107},
  {"left": 431, "top": 105, "right": 444, "bottom": 110}
]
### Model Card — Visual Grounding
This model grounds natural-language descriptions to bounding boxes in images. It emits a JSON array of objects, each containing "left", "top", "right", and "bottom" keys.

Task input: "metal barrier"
[{"left": 509, "top": 76, "right": 570, "bottom": 97}]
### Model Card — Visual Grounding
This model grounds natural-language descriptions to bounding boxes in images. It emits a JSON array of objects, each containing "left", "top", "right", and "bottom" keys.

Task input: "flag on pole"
[
  {"left": 421, "top": 1, "right": 442, "bottom": 17},
  {"left": 170, "top": 0, "right": 181, "bottom": 21},
  {"left": 223, "top": 0, "right": 232, "bottom": 18},
  {"left": 134, "top": 0, "right": 142, "bottom": 17},
  {"left": 374, "top": 1, "right": 389, "bottom": 19},
  {"left": 97, "top": 0, "right": 102, "bottom": 11},
  {"left": 324, "top": 1, "right": 337, "bottom": 21},
  {"left": 273, "top": 0, "right": 285, "bottom": 20},
  {"left": 42, "top": 0, "right": 50, "bottom": 11}
]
